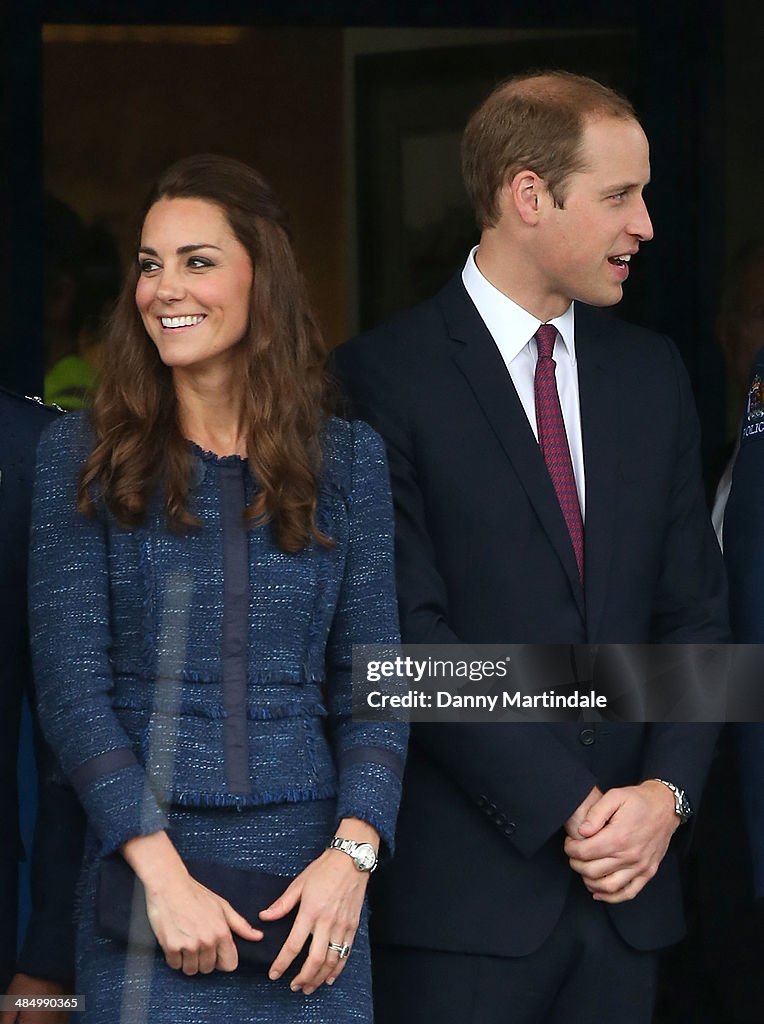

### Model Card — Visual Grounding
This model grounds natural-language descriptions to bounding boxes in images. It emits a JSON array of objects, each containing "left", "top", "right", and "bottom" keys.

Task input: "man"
[
  {"left": 0, "top": 387, "right": 84, "bottom": 1023},
  {"left": 336, "top": 72, "right": 728, "bottom": 1024}
]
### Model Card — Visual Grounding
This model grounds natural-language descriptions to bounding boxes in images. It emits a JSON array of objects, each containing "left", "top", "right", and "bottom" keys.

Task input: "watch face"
[{"left": 353, "top": 844, "right": 377, "bottom": 871}]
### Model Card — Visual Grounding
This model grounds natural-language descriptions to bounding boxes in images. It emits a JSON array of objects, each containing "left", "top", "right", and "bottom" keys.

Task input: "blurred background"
[{"left": 2, "top": 0, "right": 762, "bottom": 464}]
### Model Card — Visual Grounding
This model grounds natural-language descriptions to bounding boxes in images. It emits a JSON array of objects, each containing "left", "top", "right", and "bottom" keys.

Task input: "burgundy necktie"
[{"left": 533, "top": 324, "right": 585, "bottom": 582}]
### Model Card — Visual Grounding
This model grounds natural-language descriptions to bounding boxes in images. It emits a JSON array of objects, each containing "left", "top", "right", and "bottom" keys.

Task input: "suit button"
[
  {"left": 503, "top": 823, "right": 516, "bottom": 837},
  {"left": 477, "top": 795, "right": 488, "bottom": 809},
  {"left": 579, "top": 728, "right": 595, "bottom": 746},
  {"left": 493, "top": 812, "right": 507, "bottom": 826}
]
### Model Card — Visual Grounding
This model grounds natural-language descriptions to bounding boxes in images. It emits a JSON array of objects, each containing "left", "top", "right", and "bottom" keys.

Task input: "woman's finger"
[
  {"left": 198, "top": 943, "right": 218, "bottom": 975},
  {"left": 268, "top": 916, "right": 312, "bottom": 980},
  {"left": 259, "top": 878, "right": 302, "bottom": 921},
  {"left": 291, "top": 921, "right": 333, "bottom": 991},
  {"left": 221, "top": 899, "right": 263, "bottom": 941},
  {"left": 181, "top": 949, "right": 200, "bottom": 976},
  {"left": 325, "top": 935, "right": 353, "bottom": 987}
]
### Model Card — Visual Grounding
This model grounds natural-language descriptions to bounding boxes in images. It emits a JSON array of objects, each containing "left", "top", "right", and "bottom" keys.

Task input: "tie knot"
[{"left": 535, "top": 324, "right": 558, "bottom": 361}]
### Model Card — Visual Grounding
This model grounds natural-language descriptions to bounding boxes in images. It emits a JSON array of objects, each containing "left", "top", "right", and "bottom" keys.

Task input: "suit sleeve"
[
  {"left": 638, "top": 340, "right": 726, "bottom": 816},
  {"left": 725, "top": 350, "right": 764, "bottom": 895},
  {"left": 0, "top": 397, "right": 85, "bottom": 984},
  {"left": 29, "top": 415, "right": 169, "bottom": 856},
  {"left": 15, "top": 720, "right": 85, "bottom": 983},
  {"left": 325, "top": 421, "right": 408, "bottom": 857},
  {"left": 334, "top": 340, "right": 597, "bottom": 858}
]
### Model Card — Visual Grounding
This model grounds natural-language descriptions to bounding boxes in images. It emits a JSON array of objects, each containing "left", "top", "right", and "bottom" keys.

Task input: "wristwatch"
[
  {"left": 651, "top": 778, "right": 693, "bottom": 824},
  {"left": 327, "top": 836, "right": 378, "bottom": 873}
]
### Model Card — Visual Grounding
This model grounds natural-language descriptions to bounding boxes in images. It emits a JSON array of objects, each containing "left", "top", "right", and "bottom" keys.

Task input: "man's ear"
[{"left": 503, "top": 170, "right": 544, "bottom": 226}]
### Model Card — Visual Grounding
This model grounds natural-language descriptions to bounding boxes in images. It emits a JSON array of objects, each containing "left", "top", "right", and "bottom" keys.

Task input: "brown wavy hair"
[{"left": 78, "top": 154, "right": 334, "bottom": 552}]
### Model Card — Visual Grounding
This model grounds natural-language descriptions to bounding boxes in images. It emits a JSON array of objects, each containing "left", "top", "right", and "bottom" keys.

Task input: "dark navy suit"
[
  {"left": 336, "top": 275, "right": 728, "bottom": 1020},
  {"left": 0, "top": 387, "right": 84, "bottom": 988},
  {"left": 725, "top": 347, "right": 764, "bottom": 899}
]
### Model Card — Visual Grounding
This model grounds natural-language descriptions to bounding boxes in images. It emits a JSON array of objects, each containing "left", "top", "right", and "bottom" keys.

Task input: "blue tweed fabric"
[{"left": 28, "top": 413, "right": 407, "bottom": 1021}]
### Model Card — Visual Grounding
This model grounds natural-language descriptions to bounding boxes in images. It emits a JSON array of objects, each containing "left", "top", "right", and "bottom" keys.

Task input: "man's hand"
[
  {"left": 1, "top": 973, "right": 72, "bottom": 1024},
  {"left": 563, "top": 780, "right": 679, "bottom": 903},
  {"left": 564, "top": 785, "right": 604, "bottom": 839}
]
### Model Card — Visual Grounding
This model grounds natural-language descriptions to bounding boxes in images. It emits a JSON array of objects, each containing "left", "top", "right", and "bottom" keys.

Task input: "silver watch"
[
  {"left": 327, "top": 836, "right": 378, "bottom": 873},
  {"left": 652, "top": 778, "right": 692, "bottom": 824}
]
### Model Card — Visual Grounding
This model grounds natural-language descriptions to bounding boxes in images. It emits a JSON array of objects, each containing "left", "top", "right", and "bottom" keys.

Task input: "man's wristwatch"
[
  {"left": 327, "top": 836, "right": 378, "bottom": 873},
  {"left": 651, "top": 778, "right": 693, "bottom": 824}
]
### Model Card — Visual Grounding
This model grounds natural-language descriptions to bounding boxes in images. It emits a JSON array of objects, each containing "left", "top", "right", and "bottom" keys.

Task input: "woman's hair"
[{"left": 78, "top": 154, "right": 334, "bottom": 552}]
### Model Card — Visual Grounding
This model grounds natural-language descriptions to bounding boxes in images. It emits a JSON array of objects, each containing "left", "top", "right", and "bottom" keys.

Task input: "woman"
[{"left": 29, "top": 155, "right": 407, "bottom": 1022}]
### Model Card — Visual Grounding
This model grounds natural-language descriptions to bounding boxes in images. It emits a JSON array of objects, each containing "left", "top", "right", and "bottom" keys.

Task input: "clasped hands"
[
  {"left": 122, "top": 818, "right": 375, "bottom": 994},
  {"left": 563, "top": 781, "right": 679, "bottom": 903}
]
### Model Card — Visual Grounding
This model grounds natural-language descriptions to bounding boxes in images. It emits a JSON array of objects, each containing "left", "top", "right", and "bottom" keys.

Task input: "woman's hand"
[
  {"left": 121, "top": 832, "right": 263, "bottom": 975},
  {"left": 260, "top": 818, "right": 378, "bottom": 994}
]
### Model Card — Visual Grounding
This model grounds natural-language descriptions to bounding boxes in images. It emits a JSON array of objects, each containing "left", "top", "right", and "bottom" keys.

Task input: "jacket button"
[
  {"left": 477, "top": 795, "right": 488, "bottom": 809},
  {"left": 579, "top": 728, "right": 595, "bottom": 746},
  {"left": 503, "top": 823, "right": 516, "bottom": 837},
  {"left": 493, "top": 811, "right": 507, "bottom": 826}
]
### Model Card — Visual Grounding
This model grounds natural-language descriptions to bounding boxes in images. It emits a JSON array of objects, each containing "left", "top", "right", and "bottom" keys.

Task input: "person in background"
[
  {"left": 29, "top": 154, "right": 406, "bottom": 1023},
  {"left": 710, "top": 237, "right": 764, "bottom": 545},
  {"left": 336, "top": 70, "right": 727, "bottom": 1024},
  {"left": 0, "top": 386, "right": 84, "bottom": 1024}
]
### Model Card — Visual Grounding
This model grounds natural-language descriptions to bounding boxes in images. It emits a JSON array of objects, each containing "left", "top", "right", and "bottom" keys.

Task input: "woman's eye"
[
  {"left": 188, "top": 256, "right": 214, "bottom": 269},
  {"left": 139, "top": 258, "right": 160, "bottom": 273}
]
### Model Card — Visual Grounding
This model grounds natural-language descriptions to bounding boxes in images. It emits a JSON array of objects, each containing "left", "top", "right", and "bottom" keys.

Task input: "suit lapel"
[
  {"left": 438, "top": 277, "right": 585, "bottom": 618},
  {"left": 575, "top": 304, "right": 619, "bottom": 640}
]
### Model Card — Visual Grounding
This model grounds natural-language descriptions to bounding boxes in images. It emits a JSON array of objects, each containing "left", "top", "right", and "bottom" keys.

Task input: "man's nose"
[{"left": 631, "top": 196, "right": 654, "bottom": 243}]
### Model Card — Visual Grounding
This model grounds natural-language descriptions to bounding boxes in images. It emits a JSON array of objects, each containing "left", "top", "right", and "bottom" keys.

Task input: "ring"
[{"left": 327, "top": 941, "right": 351, "bottom": 959}]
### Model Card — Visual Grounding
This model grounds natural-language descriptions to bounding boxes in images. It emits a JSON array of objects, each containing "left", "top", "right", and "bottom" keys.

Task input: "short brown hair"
[{"left": 462, "top": 70, "right": 638, "bottom": 229}]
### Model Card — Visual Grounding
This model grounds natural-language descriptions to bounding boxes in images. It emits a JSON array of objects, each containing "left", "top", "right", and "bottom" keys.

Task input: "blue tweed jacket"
[{"left": 29, "top": 413, "right": 407, "bottom": 857}]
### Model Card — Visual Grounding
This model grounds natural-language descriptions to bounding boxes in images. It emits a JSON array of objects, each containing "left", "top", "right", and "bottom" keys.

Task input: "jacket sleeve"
[
  {"left": 334, "top": 340, "right": 598, "bottom": 859},
  {"left": 324, "top": 420, "right": 408, "bottom": 857},
  {"left": 29, "top": 415, "right": 169, "bottom": 855}
]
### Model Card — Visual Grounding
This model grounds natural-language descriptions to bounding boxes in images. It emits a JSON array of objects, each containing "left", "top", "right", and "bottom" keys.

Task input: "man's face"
[{"left": 534, "top": 116, "right": 653, "bottom": 312}]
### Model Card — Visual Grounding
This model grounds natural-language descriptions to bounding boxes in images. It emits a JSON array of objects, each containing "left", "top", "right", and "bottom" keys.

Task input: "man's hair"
[{"left": 462, "top": 70, "right": 638, "bottom": 229}]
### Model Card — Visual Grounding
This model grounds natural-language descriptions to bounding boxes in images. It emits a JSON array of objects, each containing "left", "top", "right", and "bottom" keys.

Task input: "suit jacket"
[
  {"left": 335, "top": 273, "right": 728, "bottom": 956},
  {"left": 723, "top": 345, "right": 764, "bottom": 899},
  {"left": 29, "top": 413, "right": 407, "bottom": 859},
  {"left": 0, "top": 388, "right": 84, "bottom": 987}
]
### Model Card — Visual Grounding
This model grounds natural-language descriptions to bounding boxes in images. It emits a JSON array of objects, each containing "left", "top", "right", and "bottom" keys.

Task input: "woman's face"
[{"left": 135, "top": 197, "right": 253, "bottom": 377}]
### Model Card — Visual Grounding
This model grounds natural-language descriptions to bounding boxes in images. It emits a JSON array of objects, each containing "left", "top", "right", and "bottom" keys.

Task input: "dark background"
[{"left": 0, "top": 0, "right": 759, "bottom": 460}]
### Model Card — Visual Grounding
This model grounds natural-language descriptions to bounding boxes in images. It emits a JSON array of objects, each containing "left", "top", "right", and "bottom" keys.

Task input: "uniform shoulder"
[
  {"left": 0, "top": 386, "right": 62, "bottom": 418},
  {"left": 0, "top": 387, "right": 63, "bottom": 442}
]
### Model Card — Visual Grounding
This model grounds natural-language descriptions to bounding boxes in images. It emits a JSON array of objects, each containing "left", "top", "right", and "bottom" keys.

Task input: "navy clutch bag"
[{"left": 97, "top": 853, "right": 303, "bottom": 972}]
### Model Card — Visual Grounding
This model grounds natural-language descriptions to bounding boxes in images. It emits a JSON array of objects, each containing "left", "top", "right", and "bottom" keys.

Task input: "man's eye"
[
  {"left": 609, "top": 192, "right": 627, "bottom": 202},
  {"left": 139, "top": 259, "right": 160, "bottom": 273}
]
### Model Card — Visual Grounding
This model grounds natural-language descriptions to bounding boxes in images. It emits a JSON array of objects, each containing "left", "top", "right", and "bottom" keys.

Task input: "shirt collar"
[{"left": 462, "top": 245, "right": 576, "bottom": 364}]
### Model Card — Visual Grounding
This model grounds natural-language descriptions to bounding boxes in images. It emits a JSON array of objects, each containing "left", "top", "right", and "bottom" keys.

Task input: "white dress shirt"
[{"left": 461, "top": 246, "right": 586, "bottom": 516}]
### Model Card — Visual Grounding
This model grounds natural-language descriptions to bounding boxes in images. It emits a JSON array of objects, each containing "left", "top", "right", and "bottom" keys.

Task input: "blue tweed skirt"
[{"left": 75, "top": 799, "right": 372, "bottom": 1023}]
